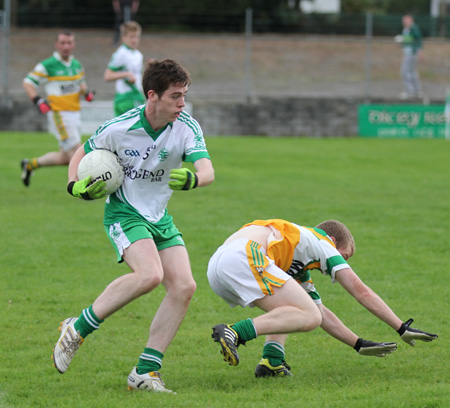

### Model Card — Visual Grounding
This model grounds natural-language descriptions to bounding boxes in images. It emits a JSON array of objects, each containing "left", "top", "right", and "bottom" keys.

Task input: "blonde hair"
[
  {"left": 120, "top": 21, "right": 141, "bottom": 37},
  {"left": 316, "top": 220, "right": 355, "bottom": 254}
]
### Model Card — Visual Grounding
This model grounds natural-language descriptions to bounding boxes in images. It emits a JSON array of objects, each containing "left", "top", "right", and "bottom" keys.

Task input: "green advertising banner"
[{"left": 358, "top": 104, "right": 448, "bottom": 138}]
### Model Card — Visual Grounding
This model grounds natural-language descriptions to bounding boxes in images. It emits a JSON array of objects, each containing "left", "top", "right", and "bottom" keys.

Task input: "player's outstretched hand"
[
  {"left": 33, "top": 96, "right": 51, "bottom": 114},
  {"left": 354, "top": 338, "right": 397, "bottom": 357},
  {"left": 169, "top": 168, "right": 198, "bottom": 190},
  {"left": 67, "top": 176, "right": 108, "bottom": 200},
  {"left": 397, "top": 319, "right": 438, "bottom": 346}
]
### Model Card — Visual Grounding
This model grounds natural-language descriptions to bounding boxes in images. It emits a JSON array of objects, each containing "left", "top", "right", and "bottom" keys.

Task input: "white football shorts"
[
  {"left": 207, "top": 238, "right": 291, "bottom": 308},
  {"left": 47, "top": 110, "right": 82, "bottom": 152}
]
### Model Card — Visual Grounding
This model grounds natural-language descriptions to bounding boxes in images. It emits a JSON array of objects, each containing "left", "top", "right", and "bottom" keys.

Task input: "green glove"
[
  {"left": 67, "top": 176, "right": 108, "bottom": 200},
  {"left": 169, "top": 168, "right": 198, "bottom": 190}
]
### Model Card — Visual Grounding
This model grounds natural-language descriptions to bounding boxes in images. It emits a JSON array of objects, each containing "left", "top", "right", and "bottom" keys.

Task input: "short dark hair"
[
  {"left": 56, "top": 30, "right": 74, "bottom": 41},
  {"left": 142, "top": 59, "right": 191, "bottom": 98}
]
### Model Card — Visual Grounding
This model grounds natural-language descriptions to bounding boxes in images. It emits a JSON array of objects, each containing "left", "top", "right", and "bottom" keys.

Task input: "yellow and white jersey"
[
  {"left": 242, "top": 219, "right": 349, "bottom": 283},
  {"left": 24, "top": 52, "right": 85, "bottom": 111}
]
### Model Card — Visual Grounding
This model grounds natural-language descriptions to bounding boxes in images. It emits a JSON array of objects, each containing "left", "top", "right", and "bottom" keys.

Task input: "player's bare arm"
[
  {"left": 22, "top": 81, "right": 38, "bottom": 100},
  {"left": 335, "top": 267, "right": 403, "bottom": 330},
  {"left": 318, "top": 304, "right": 358, "bottom": 346},
  {"left": 68, "top": 145, "right": 87, "bottom": 182},
  {"left": 193, "top": 158, "right": 215, "bottom": 187},
  {"left": 335, "top": 267, "right": 438, "bottom": 347},
  {"left": 318, "top": 303, "right": 397, "bottom": 357},
  {"left": 103, "top": 68, "right": 135, "bottom": 83}
]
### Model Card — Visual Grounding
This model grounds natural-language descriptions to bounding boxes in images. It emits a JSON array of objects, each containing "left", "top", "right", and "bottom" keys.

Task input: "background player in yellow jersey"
[
  {"left": 21, "top": 30, "right": 95, "bottom": 187},
  {"left": 208, "top": 219, "right": 438, "bottom": 377}
]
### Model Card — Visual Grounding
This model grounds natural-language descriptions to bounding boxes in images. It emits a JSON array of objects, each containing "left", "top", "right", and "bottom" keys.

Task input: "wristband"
[
  {"left": 397, "top": 318, "right": 413, "bottom": 335},
  {"left": 182, "top": 172, "right": 198, "bottom": 190},
  {"left": 353, "top": 338, "right": 363, "bottom": 351},
  {"left": 67, "top": 181, "right": 76, "bottom": 196}
]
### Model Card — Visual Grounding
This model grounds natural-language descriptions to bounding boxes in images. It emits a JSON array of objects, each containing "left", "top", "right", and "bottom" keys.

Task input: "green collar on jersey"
[
  {"left": 135, "top": 106, "right": 172, "bottom": 140},
  {"left": 121, "top": 43, "right": 138, "bottom": 51}
]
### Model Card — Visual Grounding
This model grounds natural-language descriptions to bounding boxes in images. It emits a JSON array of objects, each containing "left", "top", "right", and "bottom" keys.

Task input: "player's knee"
[
  {"left": 176, "top": 278, "right": 197, "bottom": 301},
  {"left": 138, "top": 274, "right": 163, "bottom": 295},
  {"left": 301, "top": 306, "right": 322, "bottom": 332}
]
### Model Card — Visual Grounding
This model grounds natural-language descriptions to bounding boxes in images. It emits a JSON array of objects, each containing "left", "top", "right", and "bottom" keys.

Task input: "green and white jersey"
[
  {"left": 288, "top": 224, "right": 349, "bottom": 283},
  {"left": 85, "top": 106, "right": 210, "bottom": 225},
  {"left": 23, "top": 52, "right": 85, "bottom": 111},
  {"left": 401, "top": 24, "right": 423, "bottom": 55},
  {"left": 107, "top": 44, "right": 144, "bottom": 96}
]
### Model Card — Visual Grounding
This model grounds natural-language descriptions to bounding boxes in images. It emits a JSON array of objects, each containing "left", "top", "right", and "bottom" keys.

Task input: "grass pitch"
[{"left": 0, "top": 132, "right": 448, "bottom": 408}]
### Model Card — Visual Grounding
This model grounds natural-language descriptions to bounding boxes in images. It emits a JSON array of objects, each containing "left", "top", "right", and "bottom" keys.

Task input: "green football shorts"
[{"left": 104, "top": 213, "right": 185, "bottom": 263}]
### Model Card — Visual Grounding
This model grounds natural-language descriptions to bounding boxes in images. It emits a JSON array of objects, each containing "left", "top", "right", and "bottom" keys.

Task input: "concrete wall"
[
  {"left": 194, "top": 96, "right": 360, "bottom": 137},
  {"left": 0, "top": 96, "right": 435, "bottom": 137}
]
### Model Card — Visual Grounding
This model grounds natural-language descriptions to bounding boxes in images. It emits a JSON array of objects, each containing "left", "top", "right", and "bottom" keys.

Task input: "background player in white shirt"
[
  {"left": 104, "top": 21, "right": 146, "bottom": 117},
  {"left": 52, "top": 59, "right": 214, "bottom": 393},
  {"left": 209, "top": 219, "right": 438, "bottom": 377}
]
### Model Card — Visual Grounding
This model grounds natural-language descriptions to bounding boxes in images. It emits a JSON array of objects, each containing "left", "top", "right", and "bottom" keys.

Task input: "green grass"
[{"left": 0, "top": 132, "right": 448, "bottom": 408}]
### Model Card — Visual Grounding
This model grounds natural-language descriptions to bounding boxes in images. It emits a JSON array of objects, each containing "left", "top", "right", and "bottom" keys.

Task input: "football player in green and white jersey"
[
  {"left": 52, "top": 59, "right": 214, "bottom": 393},
  {"left": 208, "top": 219, "right": 438, "bottom": 377},
  {"left": 104, "top": 21, "right": 146, "bottom": 117},
  {"left": 21, "top": 30, "right": 95, "bottom": 187}
]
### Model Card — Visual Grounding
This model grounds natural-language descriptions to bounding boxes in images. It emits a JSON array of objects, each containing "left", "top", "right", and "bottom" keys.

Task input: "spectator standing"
[
  {"left": 396, "top": 14, "right": 423, "bottom": 99},
  {"left": 113, "top": 0, "right": 140, "bottom": 45}
]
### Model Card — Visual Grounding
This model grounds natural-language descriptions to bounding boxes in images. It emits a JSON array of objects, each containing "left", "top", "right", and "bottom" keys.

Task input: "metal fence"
[
  {"left": 9, "top": 5, "right": 450, "bottom": 38},
  {"left": 1, "top": 0, "right": 11, "bottom": 107},
  {"left": 2, "top": 8, "right": 450, "bottom": 105}
]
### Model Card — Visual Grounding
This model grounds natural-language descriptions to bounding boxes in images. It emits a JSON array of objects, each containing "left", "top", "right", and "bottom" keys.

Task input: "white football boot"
[
  {"left": 127, "top": 367, "right": 175, "bottom": 394},
  {"left": 52, "top": 317, "right": 83, "bottom": 373}
]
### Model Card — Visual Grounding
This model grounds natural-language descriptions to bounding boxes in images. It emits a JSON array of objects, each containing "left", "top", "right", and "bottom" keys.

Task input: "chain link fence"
[{"left": 2, "top": 7, "right": 450, "bottom": 106}]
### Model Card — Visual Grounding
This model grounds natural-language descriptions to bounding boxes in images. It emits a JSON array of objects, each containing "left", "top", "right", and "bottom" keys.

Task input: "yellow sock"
[{"left": 28, "top": 158, "right": 39, "bottom": 171}]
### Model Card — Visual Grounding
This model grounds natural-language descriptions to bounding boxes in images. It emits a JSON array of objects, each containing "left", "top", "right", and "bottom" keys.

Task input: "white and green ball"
[{"left": 77, "top": 149, "right": 124, "bottom": 195}]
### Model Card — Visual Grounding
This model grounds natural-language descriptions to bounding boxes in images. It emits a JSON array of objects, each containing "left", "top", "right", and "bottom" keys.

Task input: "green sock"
[
  {"left": 262, "top": 341, "right": 285, "bottom": 367},
  {"left": 136, "top": 348, "right": 164, "bottom": 375},
  {"left": 74, "top": 305, "right": 104, "bottom": 339},
  {"left": 231, "top": 318, "right": 257, "bottom": 342}
]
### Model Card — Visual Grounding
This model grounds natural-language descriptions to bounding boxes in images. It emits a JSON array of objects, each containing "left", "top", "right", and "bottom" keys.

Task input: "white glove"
[
  {"left": 354, "top": 338, "right": 397, "bottom": 357},
  {"left": 397, "top": 319, "right": 438, "bottom": 346}
]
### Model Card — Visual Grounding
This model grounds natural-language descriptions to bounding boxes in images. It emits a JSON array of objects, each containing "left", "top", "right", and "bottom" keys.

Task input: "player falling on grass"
[
  {"left": 52, "top": 59, "right": 214, "bottom": 393},
  {"left": 209, "top": 219, "right": 438, "bottom": 377},
  {"left": 104, "top": 20, "right": 146, "bottom": 117},
  {"left": 21, "top": 30, "right": 95, "bottom": 187}
]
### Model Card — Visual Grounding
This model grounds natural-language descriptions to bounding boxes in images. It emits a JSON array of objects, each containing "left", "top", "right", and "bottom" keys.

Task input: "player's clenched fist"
[
  {"left": 33, "top": 95, "right": 51, "bottom": 114},
  {"left": 67, "top": 176, "right": 108, "bottom": 200},
  {"left": 169, "top": 168, "right": 198, "bottom": 190}
]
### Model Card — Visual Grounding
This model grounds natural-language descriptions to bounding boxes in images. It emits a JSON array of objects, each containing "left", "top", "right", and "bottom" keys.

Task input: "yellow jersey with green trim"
[
  {"left": 23, "top": 52, "right": 86, "bottom": 111},
  {"left": 242, "top": 219, "right": 349, "bottom": 284}
]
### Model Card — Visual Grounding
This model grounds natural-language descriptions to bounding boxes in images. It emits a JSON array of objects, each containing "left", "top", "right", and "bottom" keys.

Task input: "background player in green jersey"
[
  {"left": 21, "top": 30, "right": 95, "bottom": 187},
  {"left": 209, "top": 219, "right": 438, "bottom": 377},
  {"left": 104, "top": 21, "right": 146, "bottom": 117},
  {"left": 52, "top": 59, "right": 214, "bottom": 393}
]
